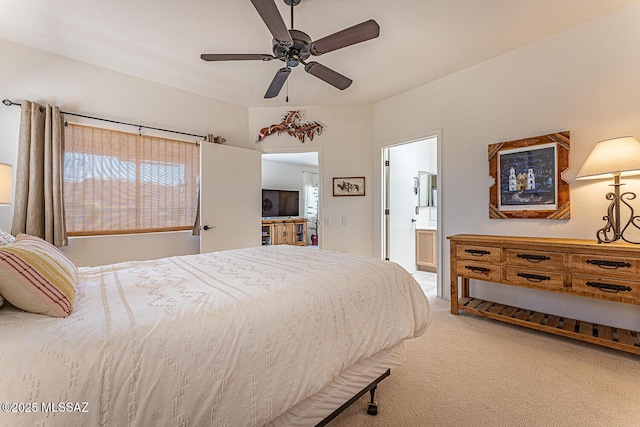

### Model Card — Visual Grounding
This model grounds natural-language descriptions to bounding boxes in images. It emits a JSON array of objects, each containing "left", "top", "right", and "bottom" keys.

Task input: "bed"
[{"left": 0, "top": 243, "right": 430, "bottom": 426}]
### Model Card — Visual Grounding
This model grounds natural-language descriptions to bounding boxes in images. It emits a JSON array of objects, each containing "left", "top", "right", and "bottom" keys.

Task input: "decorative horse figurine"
[{"left": 257, "top": 111, "right": 323, "bottom": 143}]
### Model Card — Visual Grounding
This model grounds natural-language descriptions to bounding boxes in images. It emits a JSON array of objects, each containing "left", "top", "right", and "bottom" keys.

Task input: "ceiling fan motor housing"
[{"left": 272, "top": 29, "right": 311, "bottom": 67}]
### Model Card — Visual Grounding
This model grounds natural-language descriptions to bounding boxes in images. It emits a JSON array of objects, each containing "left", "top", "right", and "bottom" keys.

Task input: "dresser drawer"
[
  {"left": 506, "top": 249, "right": 564, "bottom": 269},
  {"left": 456, "top": 261, "right": 502, "bottom": 282},
  {"left": 457, "top": 245, "right": 502, "bottom": 262},
  {"left": 571, "top": 254, "right": 640, "bottom": 278},
  {"left": 572, "top": 275, "right": 640, "bottom": 303},
  {"left": 505, "top": 267, "right": 565, "bottom": 290}
]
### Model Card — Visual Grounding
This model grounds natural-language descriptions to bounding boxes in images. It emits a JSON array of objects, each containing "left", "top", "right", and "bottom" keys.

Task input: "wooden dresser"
[
  {"left": 448, "top": 234, "right": 640, "bottom": 354},
  {"left": 262, "top": 218, "right": 307, "bottom": 246}
]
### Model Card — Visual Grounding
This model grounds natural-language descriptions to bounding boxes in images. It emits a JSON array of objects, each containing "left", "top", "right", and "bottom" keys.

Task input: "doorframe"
[
  {"left": 380, "top": 130, "right": 443, "bottom": 297},
  {"left": 260, "top": 146, "right": 324, "bottom": 249}
]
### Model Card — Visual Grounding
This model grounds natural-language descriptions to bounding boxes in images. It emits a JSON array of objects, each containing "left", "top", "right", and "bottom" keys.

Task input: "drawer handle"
[
  {"left": 585, "top": 259, "right": 632, "bottom": 269},
  {"left": 586, "top": 281, "right": 633, "bottom": 293},
  {"left": 465, "top": 265, "right": 491, "bottom": 275},
  {"left": 465, "top": 249, "right": 491, "bottom": 256},
  {"left": 516, "top": 272, "right": 551, "bottom": 282},
  {"left": 517, "top": 253, "right": 551, "bottom": 263}
]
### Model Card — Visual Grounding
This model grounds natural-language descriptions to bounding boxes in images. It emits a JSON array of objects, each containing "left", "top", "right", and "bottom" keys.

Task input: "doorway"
[
  {"left": 261, "top": 149, "right": 322, "bottom": 247},
  {"left": 383, "top": 135, "right": 440, "bottom": 296}
]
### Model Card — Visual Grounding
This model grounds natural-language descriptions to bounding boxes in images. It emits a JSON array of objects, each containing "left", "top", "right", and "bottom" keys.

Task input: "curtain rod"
[{"left": 2, "top": 99, "right": 223, "bottom": 142}]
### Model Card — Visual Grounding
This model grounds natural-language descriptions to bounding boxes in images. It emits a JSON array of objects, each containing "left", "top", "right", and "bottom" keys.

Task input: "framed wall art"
[
  {"left": 489, "top": 131, "right": 570, "bottom": 219},
  {"left": 333, "top": 177, "right": 365, "bottom": 196}
]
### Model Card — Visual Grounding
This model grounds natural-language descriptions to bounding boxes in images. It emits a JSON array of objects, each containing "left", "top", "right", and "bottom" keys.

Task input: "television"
[{"left": 262, "top": 189, "right": 299, "bottom": 217}]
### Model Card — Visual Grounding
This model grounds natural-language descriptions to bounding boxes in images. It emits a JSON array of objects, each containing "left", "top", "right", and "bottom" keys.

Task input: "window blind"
[{"left": 63, "top": 124, "right": 200, "bottom": 236}]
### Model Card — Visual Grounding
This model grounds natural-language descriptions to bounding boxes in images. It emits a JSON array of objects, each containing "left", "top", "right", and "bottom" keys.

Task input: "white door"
[
  {"left": 388, "top": 146, "right": 418, "bottom": 272},
  {"left": 200, "top": 143, "right": 262, "bottom": 253}
]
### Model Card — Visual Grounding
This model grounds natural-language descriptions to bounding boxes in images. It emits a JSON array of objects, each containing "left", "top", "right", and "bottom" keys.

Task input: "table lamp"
[
  {"left": 575, "top": 136, "right": 640, "bottom": 243},
  {"left": 0, "top": 163, "right": 12, "bottom": 205}
]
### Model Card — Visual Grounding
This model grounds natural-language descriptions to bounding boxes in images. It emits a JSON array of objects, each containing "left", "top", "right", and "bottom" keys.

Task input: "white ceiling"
[
  {"left": 262, "top": 151, "right": 318, "bottom": 167},
  {"left": 1, "top": 0, "right": 637, "bottom": 108}
]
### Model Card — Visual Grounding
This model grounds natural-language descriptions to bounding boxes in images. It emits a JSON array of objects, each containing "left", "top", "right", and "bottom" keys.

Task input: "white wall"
[
  {"left": 251, "top": 106, "right": 374, "bottom": 256},
  {"left": 262, "top": 158, "right": 317, "bottom": 196},
  {"left": 0, "top": 39, "right": 250, "bottom": 266},
  {"left": 373, "top": 4, "right": 640, "bottom": 330}
]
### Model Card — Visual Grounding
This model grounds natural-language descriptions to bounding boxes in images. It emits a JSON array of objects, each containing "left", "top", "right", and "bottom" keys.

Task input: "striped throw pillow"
[{"left": 0, "top": 234, "right": 78, "bottom": 317}]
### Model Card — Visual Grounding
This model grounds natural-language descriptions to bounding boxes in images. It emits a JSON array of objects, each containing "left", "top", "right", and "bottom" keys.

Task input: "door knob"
[
  {"left": 203, "top": 225, "right": 215, "bottom": 230},
  {"left": 411, "top": 219, "right": 417, "bottom": 223}
]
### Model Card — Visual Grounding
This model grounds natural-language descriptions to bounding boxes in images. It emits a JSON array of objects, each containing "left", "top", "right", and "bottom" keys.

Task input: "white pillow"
[{"left": 0, "top": 228, "right": 15, "bottom": 246}]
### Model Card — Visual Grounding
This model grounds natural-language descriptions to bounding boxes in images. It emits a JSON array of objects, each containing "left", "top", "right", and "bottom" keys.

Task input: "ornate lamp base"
[{"left": 597, "top": 176, "right": 640, "bottom": 244}]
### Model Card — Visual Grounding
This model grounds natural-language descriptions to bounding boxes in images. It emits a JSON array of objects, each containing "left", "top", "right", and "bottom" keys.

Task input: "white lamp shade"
[
  {"left": 575, "top": 136, "right": 640, "bottom": 180},
  {"left": 0, "top": 163, "right": 12, "bottom": 205}
]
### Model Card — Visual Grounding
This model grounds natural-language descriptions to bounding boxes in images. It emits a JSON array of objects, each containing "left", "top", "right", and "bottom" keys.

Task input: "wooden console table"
[
  {"left": 262, "top": 218, "right": 307, "bottom": 246},
  {"left": 449, "top": 234, "right": 640, "bottom": 355}
]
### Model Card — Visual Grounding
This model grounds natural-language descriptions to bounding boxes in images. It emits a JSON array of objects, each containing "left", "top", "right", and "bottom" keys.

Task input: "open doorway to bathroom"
[
  {"left": 383, "top": 135, "right": 440, "bottom": 297},
  {"left": 261, "top": 149, "right": 321, "bottom": 248}
]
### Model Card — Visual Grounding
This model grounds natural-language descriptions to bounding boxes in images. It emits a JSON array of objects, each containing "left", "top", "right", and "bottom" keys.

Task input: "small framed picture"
[{"left": 333, "top": 177, "right": 365, "bottom": 196}]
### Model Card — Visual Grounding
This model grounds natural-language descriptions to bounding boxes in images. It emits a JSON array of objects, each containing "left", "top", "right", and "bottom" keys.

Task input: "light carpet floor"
[{"left": 329, "top": 295, "right": 640, "bottom": 426}]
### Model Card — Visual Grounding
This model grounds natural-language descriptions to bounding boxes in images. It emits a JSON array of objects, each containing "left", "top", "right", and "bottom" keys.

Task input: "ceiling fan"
[{"left": 201, "top": 0, "right": 380, "bottom": 99}]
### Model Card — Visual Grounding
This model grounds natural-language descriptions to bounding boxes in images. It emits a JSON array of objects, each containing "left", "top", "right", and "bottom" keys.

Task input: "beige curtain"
[
  {"left": 192, "top": 191, "right": 201, "bottom": 236},
  {"left": 11, "top": 101, "right": 67, "bottom": 247}
]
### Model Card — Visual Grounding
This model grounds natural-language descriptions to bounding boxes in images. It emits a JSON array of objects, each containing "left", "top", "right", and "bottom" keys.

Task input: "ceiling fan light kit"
[{"left": 201, "top": 0, "right": 380, "bottom": 99}]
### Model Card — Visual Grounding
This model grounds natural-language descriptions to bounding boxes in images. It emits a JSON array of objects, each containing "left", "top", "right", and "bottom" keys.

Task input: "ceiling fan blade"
[
  {"left": 200, "top": 53, "right": 275, "bottom": 61},
  {"left": 265, "top": 67, "right": 291, "bottom": 98},
  {"left": 310, "top": 19, "right": 380, "bottom": 56},
  {"left": 250, "top": 0, "right": 293, "bottom": 46},
  {"left": 304, "top": 62, "right": 352, "bottom": 90}
]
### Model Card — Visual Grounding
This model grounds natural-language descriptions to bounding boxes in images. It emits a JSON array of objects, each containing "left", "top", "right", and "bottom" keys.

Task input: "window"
[
  {"left": 63, "top": 124, "right": 200, "bottom": 236},
  {"left": 302, "top": 171, "right": 319, "bottom": 241}
]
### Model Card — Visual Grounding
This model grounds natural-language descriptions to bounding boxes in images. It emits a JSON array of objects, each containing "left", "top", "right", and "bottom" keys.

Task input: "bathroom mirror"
[{"left": 418, "top": 171, "right": 437, "bottom": 207}]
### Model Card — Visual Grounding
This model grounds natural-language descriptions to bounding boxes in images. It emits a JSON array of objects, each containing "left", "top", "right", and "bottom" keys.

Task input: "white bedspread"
[{"left": 0, "top": 246, "right": 429, "bottom": 426}]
